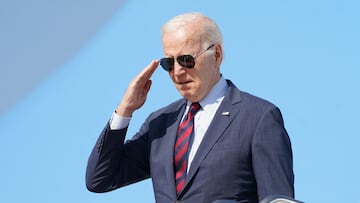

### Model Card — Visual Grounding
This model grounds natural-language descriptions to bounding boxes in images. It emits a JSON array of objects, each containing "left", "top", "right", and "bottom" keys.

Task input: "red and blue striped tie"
[{"left": 174, "top": 102, "right": 201, "bottom": 195}]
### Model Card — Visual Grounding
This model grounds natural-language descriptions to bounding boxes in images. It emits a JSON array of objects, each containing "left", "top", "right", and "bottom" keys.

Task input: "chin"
[
  {"left": 180, "top": 91, "right": 194, "bottom": 101},
  {"left": 182, "top": 93, "right": 201, "bottom": 102}
]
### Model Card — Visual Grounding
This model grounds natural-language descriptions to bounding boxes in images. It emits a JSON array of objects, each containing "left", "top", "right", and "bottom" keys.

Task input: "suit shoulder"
[
  {"left": 147, "top": 98, "right": 185, "bottom": 119},
  {"left": 231, "top": 88, "right": 282, "bottom": 119},
  {"left": 227, "top": 79, "right": 278, "bottom": 111},
  {"left": 240, "top": 90, "right": 277, "bottom": 109}
]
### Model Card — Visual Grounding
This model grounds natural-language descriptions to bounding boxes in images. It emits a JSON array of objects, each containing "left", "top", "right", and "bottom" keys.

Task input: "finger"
[
  {"left": 143, "top": 79, "right": 152, "bottom": 96},
  {"left": 136, "top": 60, "right": 159, "bottom": 82},
  {"left": 138, "top": 60, "right": 159, "bottom": 82}
]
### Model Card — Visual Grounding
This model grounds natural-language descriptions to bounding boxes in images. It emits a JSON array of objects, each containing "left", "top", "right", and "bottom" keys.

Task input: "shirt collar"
[{"left": 187, "top": 76, "right": 228, "bottom": 109}]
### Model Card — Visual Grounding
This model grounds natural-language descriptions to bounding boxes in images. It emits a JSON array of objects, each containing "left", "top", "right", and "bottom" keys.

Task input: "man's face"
[{"left": 162, "top": 28, "right": 220, "bottom": 102}]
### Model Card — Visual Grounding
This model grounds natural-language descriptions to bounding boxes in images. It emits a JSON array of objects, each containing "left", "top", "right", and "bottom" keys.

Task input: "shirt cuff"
[{"left": 109, "top": 112, "right": 131, "bottom": 130}]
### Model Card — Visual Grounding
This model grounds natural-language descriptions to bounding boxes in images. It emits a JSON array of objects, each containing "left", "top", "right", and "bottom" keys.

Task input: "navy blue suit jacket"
[{"left": 86, "top": 80, "right": 294, "bottom": 203}]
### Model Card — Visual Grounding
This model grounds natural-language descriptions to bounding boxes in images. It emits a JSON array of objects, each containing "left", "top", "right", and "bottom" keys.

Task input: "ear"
[{"left": 214, "top": 44, "right": 223, "bottom": 68}]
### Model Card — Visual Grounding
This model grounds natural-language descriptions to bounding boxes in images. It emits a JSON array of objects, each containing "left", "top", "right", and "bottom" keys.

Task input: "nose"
[{"left": 172, "top": 60, "right": 186, "bottom": 76}]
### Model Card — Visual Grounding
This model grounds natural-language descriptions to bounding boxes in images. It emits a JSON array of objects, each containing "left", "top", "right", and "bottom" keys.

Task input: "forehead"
[{"left": 162, "top": 28, "right": 202, "bottom": 56}]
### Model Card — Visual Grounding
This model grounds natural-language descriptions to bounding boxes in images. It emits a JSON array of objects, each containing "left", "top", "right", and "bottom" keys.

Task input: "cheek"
[
  {"left": 168, "top": 72, "right": 176, "bottom": 82},
  {"left": 200, "top": 70, "right": 213, "bottom": 84}
]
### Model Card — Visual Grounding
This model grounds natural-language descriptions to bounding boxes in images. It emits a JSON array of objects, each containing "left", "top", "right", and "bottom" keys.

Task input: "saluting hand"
[{"left": 115, "top": 60, "right": 159, "bottom": 117}]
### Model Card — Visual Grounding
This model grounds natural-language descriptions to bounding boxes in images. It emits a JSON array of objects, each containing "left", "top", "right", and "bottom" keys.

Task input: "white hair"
[{"left": 161, "top": 12, "right": 223, "bottom": 49}]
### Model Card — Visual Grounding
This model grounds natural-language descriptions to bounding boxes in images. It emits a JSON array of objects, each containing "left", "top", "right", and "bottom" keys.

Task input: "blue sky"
[{"left": 1, "top": 0, "right": 359, "bottom": 202}]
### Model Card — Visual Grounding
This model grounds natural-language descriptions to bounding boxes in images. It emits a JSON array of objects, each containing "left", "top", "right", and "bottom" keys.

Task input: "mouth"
[
  {"left": 176, "top": 80, "right": 193, "bottom": 90},
  {"left": 178, "top": 81, "right": 191, "bottom": 85},
  {"left": 177, "top": 79, "right": 192, "bottom": 85}
]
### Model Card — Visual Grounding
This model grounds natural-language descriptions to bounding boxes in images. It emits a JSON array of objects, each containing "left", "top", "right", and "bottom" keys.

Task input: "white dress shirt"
[
  {"left": 109, "top": 76, "right": 228, "bottom": 172},
  {"left": 186, "top": 77, "right": 228, "bottom": 171}
]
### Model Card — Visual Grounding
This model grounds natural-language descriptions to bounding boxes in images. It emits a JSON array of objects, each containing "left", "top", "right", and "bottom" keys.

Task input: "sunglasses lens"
[
  {"left": 160, "top": 58, "right": 174, "bottom": 71},
  {"left": 177, "top": 55, "right": 195, "bottom": 69},
  {"left": 160, "top": 55, "right": 196, "bottom": 72}
]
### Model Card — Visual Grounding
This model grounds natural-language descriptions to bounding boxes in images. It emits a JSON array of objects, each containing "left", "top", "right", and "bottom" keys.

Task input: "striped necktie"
[{"left": 174, "top": 102, "right": 201, "bottom": 195}]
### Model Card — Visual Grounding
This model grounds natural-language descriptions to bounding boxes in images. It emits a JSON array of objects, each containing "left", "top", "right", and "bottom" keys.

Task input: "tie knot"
[{"left": 189, "top": 102, "right": 201, "bottom": 115}]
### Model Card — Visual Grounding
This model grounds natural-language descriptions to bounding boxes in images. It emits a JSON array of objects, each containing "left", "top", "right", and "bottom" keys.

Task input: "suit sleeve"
[
  {"left": 86, "top": 122, "right": 150, "bottom": 193},
  {"left": 251, "top": 107, "right": 295, "bottom": 201}
]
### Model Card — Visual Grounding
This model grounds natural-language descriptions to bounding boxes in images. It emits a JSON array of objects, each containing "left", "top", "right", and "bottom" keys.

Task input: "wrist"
[{"left": 115, "top": 106, "right": 134, "bottom": 117}]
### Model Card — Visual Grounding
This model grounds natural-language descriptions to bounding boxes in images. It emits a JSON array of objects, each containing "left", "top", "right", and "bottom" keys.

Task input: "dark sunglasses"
[{"left": 160, "top": 44, "right": 215, "bottom": 72}]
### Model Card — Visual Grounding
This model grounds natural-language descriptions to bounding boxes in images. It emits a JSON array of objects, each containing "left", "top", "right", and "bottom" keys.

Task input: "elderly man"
[{"left": 86, "top": 12, "right": 294, "bottom": 203}]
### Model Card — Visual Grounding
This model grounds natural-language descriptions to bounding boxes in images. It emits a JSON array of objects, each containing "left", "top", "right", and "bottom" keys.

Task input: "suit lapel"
[{"left": 182, "top": 82, "right": 242, "bottom": 193}]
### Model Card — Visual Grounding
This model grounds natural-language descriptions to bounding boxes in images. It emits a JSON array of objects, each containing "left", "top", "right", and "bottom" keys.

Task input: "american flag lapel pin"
[{"left": 222, "top": 112, "right": 230, "bottom": 116}]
